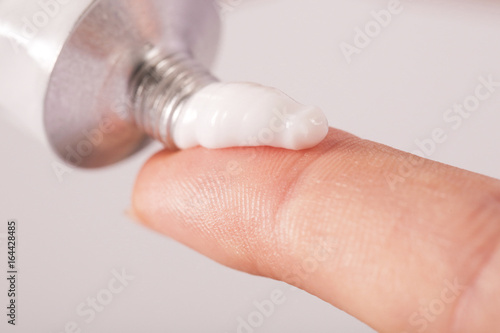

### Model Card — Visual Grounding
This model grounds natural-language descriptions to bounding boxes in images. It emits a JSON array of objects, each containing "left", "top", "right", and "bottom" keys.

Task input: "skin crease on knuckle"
[
  {"left": 132, "top": 128, "right": 500, "bottom": 332},
  {"left": 267, "top": 140, "right": 499, "bottom": 331}
]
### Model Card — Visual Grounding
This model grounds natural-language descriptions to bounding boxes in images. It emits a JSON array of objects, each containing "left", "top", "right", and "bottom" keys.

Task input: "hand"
[{"left": 132, "top": 128, "right": 500, "bottom": 332}]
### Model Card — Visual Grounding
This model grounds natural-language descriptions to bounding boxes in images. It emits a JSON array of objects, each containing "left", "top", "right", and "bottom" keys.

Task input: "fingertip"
[{"left": 131, "top": 127, "right": 356, "bottom": 239}]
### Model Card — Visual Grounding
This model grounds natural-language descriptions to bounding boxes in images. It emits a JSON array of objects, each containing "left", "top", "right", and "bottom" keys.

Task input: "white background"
[{"left": 1, "top": 0, "right": 500, "bottom": 332}]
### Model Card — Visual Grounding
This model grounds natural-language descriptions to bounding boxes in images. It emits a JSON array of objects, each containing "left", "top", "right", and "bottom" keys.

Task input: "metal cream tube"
[{"left": 0, "top": 0, "right": 328, "bottom": 168}]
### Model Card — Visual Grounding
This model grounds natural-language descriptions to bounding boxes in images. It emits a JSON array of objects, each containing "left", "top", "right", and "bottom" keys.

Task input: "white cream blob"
[{"left": 173, "top": 82, "right": 329, "bottom": 150}]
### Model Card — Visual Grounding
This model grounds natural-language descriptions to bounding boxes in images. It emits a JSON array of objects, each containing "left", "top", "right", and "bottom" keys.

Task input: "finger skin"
[{"left": 132, "top": 128, "right": 500, "bottom": 333}]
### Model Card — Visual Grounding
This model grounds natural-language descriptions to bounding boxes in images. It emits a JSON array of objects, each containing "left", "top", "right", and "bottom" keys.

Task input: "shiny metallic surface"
[
  {"left": 130, "top": 52, "right": 217, "bottom": 150},
  {"left": 0, "top": 0, "right": 94, "bottom": 143},
  {"left": 43, "top": 0, "right": 219, "bottom": 167}
]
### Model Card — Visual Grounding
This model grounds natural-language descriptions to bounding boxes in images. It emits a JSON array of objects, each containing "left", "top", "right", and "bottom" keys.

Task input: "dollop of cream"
[{"left": 173, "top": 82, "right": 329, "bottom": 150}]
